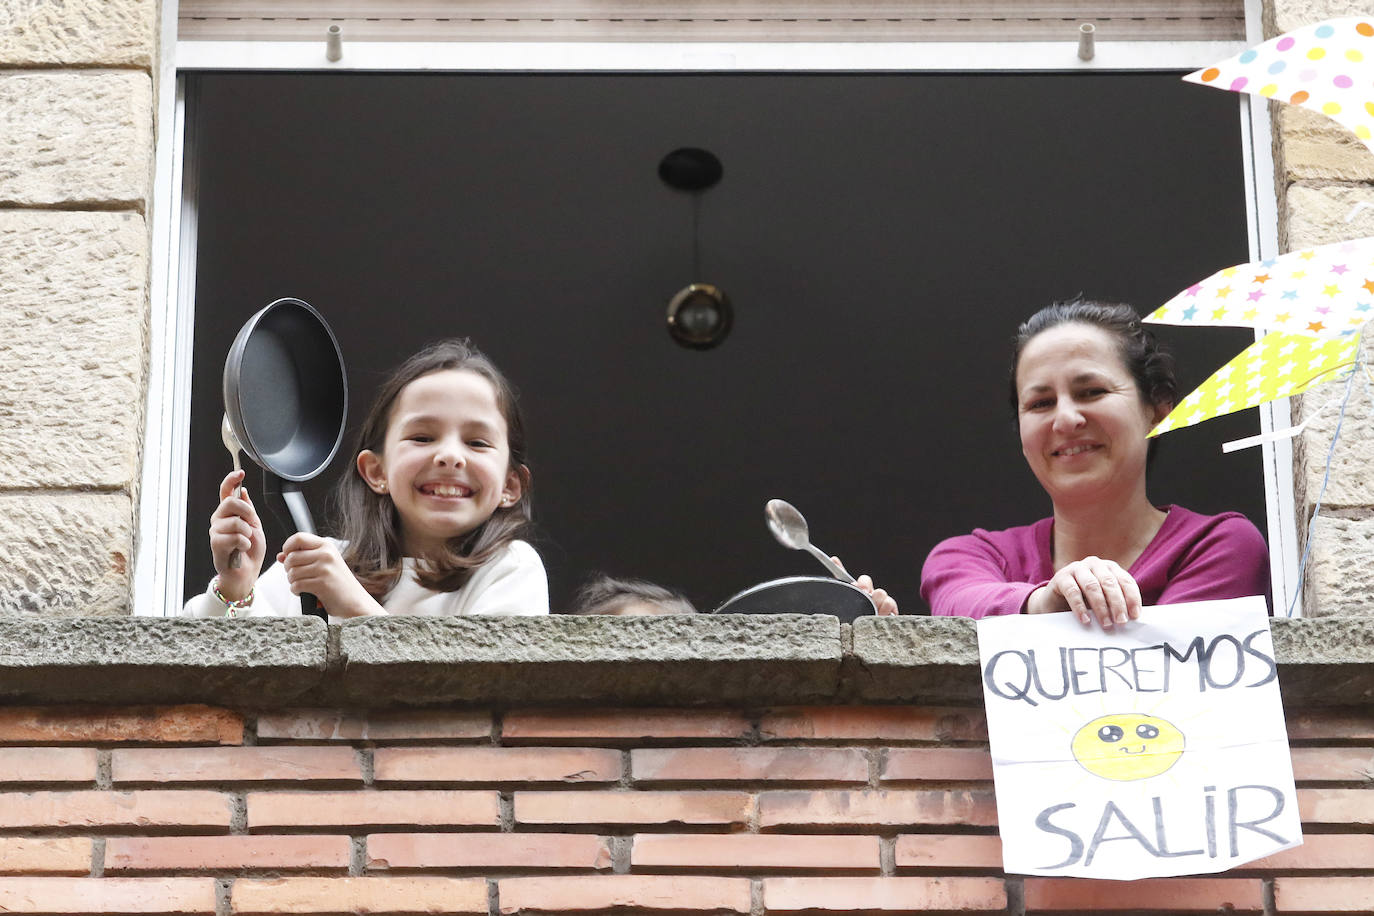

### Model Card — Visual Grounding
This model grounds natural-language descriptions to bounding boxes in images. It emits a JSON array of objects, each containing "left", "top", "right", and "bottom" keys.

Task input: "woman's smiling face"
[{"left": 1015, "top": 323, "right": 1166, "bottom": 508}]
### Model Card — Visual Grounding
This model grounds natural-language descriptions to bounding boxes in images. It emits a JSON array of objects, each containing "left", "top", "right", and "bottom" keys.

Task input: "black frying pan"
[{"left": 223, "top": 297, "right": 348, "bottom": 620}]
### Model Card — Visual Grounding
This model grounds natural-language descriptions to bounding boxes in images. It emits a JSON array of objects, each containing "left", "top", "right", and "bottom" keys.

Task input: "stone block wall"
[
  {"left": 0, "top": 701, "right": 1370, "bottom": 915},
  {"left": 0, "top": 1, "right": 156, "bottom": 616},
  {"left": 1270, "top": 2, "right": 1374, "bottom": 615}
]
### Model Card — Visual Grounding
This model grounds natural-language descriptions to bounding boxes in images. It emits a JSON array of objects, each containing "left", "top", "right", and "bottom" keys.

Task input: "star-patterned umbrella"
[
  {"left": 1184, "top": 17, "right": 1374, "bottom": 155},
  {"left": 1146, "top": 238, "right": 1374, "bottom": 339},
  {"left": 1144, "top": 20, "right": 1374, "bottom": 438},
  {"left": 1143, "top": 238, "right": 1373, "bottom": 435},
  {"left": 1147, "top": 331, "right": 1359, "bottom": 436}
]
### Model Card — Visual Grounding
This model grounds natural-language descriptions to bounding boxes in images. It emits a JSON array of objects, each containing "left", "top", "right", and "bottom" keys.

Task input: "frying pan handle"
[
  {"left": 263, "top": 474, "right": 328, "bottom": 621},
  {"left": 280, "top": 487, "right": 316, "bottom": 536}
]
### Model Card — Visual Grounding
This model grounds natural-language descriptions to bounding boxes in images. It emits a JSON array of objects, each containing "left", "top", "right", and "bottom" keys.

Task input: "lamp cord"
[{"left": 691, "top": 194, "right": 702, "bottom": 281}]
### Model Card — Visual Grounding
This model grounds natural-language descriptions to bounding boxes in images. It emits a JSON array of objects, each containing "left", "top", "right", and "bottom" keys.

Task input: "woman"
[{"left": 920, "top": 300, "right": 1269, "bottom": 628}]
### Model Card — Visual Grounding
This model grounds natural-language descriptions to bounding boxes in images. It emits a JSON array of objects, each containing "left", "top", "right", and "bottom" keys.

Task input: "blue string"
[{"left": 1287, "top": 341, "right": 1364, "bottom": 618}]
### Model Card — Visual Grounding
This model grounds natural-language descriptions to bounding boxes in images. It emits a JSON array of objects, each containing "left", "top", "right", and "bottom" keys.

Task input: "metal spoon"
[
  {"left": 765, "top": 498, "right": 856, "bottom": 584},
  {"left": 221, "top": 414, "right": 245, "bottom": 569}
]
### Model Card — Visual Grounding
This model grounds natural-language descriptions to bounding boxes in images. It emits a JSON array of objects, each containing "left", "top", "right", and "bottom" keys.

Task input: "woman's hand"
[
  {"left": 1027, "top": 556, "right": 1142, "bottom": 629},
  {"left": 278, "top": 534, "right": 384, "bottom": 619},
  {"left": 209, "top": 470, "right": 265, "bottom": 599},
  {"left": 832, "top": 557, "right": 900, "bottom": 616}
]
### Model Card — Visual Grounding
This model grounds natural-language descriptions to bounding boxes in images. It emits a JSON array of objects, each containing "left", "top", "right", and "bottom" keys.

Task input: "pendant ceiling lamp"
[{"left": 658, "top": 147, "right": 732, "bottom": 350}]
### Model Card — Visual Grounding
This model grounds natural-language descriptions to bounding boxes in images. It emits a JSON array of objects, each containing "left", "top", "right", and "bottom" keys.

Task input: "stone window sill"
[{"left": 0, "top": 616, "right": 1368, "bottom": 709}]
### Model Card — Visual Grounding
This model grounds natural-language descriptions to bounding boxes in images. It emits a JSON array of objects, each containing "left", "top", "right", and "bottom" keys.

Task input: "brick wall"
[{"left": 0, "top": 702, "right": 1369, "bottom": 915}]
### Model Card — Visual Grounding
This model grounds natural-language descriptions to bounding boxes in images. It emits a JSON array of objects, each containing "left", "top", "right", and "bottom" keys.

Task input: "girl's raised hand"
[
  {"left": 278, "top": 533, "right": 384, "bottom": 619},
  {"left": 1027, "top": 556, "right": 1142, "bottom": 629},
  {"left": 209, "top": 470, "right": 265, "bottom": 596}
]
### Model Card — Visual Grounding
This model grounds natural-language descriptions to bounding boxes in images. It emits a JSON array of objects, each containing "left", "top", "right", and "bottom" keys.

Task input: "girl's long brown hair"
[{"left": 332, "top": 339, "right": 534, "bottom": 596}]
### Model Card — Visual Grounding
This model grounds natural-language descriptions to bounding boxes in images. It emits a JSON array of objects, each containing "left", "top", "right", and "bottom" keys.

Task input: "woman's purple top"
[{"left": 920, "top": 505, "right": 1270, "bottom": 618}]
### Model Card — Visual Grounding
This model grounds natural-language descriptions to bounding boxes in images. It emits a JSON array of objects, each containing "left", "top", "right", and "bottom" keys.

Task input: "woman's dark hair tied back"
[{"left": 1010, "top": 298, "right": 1178, "bottom": 412}]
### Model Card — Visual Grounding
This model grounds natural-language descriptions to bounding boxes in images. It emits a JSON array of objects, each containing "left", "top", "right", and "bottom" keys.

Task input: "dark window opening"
[{"left": 184, "top": 71, "right": 1262, "bottom": 614}]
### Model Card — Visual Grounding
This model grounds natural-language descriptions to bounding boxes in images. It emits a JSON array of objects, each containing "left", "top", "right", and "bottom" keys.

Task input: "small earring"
[{"left": 377, "top": 484, "right": 387, "bottom": 494}]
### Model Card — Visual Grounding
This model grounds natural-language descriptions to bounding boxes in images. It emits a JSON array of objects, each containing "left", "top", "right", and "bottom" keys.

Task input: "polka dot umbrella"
[
  {"left": 1187, "top": 17, "right": 1374, "bottom": 154},
  {"left": 1138, "top": 18, "right": 1374, "bottom": 437}
]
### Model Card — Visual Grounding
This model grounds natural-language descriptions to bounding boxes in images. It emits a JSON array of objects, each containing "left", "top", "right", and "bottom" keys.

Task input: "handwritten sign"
[{"left": 977, "top": 596, "right": 1301, "bottom": 879}]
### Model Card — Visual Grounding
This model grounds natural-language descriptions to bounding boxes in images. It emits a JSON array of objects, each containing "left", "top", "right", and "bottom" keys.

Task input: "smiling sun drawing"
[{"left": 1070, "top": 713, "right": 1186, "bottom": 781}]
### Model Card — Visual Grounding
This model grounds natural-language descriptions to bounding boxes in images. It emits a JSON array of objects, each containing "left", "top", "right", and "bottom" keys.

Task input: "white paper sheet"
[{"left": 976, "top": 596, "right": 1301, "bottom": 880}]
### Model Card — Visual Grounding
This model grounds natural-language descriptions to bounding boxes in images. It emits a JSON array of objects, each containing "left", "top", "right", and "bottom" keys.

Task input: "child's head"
[
  {"left": 568, "top": 574, "right": 698, "bottom": 616},
  {"left": 335, "top": 339, "right": 534, "bottom": 593}
]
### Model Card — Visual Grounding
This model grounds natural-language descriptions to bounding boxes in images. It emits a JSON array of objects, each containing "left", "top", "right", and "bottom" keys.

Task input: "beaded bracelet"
[{"left": 211, "top": 575, "right": 255, "bottom": 617}]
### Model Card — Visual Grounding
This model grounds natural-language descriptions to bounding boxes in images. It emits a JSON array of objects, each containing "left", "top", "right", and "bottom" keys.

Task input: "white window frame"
[{"left": 137, "top": 0, "right": 1297, "bottom": 616}]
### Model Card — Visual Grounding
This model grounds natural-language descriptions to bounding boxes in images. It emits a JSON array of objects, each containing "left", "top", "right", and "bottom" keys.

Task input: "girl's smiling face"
[
  {"left": 1015, "top": 323, "right": 1167, "bottom": 508},
  {"left": 357, "top": 368, "right": 522, "bottom": 557}
]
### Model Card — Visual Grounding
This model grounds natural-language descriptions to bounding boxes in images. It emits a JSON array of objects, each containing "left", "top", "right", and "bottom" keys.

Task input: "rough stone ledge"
[
  {"left": 0, "top": 618, "right": 327, "bottom": 706},
  {"left": 331, "top": 614, "right": 843, "bottom": 707},
  {"left": 0, "top": 615, "right": 1370, "bottom": 708},
  {"left": 846, "top": 616, "right": 984, "bottom": 704},
  {"left": 1268, "top": 616, "right": 1374, "bottom": 706}
]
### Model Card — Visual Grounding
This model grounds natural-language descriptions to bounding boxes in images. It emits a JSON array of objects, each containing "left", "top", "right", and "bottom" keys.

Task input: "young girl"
[{"left": 182, "top": 339, "right": 550, "bottom": 619}]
